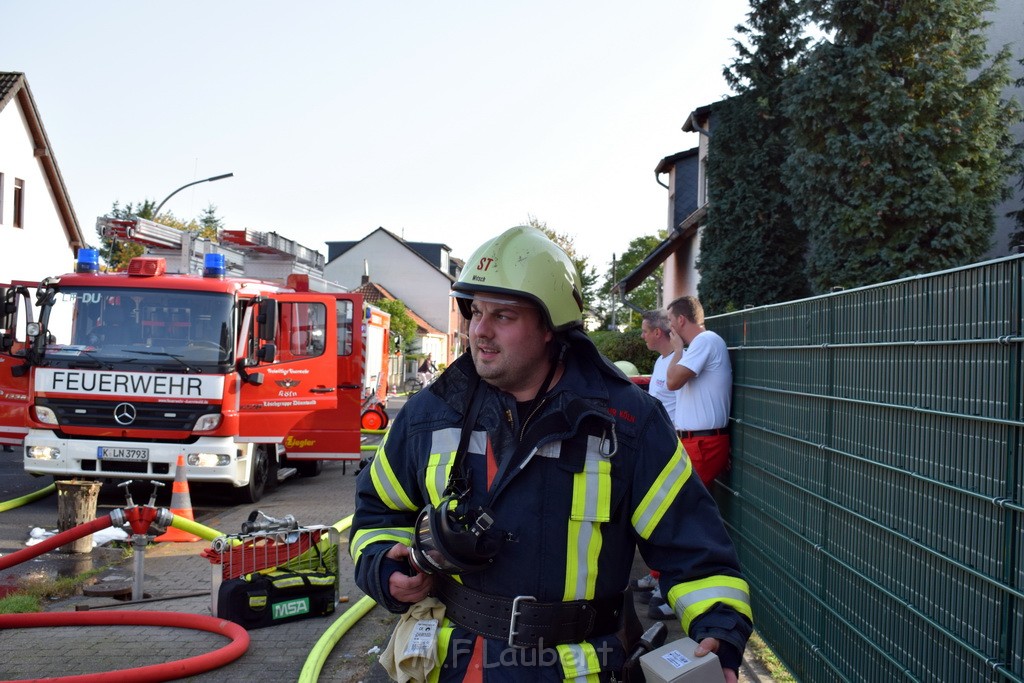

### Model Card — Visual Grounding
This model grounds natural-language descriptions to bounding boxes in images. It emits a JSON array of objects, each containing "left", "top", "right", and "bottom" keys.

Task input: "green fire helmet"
[
  {"left": 452, "top": 226, "right": 585, "bottom": 331},
  {"left": 613, "top": 360, "right": 639, "bottom": 376}
]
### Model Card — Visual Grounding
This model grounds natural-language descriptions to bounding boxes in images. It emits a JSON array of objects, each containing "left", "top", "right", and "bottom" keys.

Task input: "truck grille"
[{"left": 38, "top": 398, "right": 218, "bottom": 431}]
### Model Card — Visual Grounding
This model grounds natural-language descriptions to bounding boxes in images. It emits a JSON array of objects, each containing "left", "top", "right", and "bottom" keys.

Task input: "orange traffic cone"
[{"left": 155, "top": 454, "right": 201, "bottom": 542}]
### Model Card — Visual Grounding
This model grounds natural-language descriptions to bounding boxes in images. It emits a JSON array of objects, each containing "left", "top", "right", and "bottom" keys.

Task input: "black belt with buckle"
[
  {"left": 677, "top": 427, "right": 729, "bottom": 439},
  {"left": 436, "top": 576, "right": 623, "bottom": 648}
]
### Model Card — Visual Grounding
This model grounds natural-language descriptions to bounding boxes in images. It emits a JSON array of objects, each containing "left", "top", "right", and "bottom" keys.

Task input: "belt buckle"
[{"left": 508, "top": 595, "right": 536, "bottom": 648}]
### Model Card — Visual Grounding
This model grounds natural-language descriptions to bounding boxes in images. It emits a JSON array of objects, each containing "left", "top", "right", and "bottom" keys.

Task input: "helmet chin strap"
[{"left": 512, "top": 339, "right": 567, "bottom": 439}]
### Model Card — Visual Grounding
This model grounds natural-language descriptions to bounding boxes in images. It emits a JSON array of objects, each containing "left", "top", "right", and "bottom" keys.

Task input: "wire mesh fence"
[{"left": 712, "top": 254, "right": 1023, "bottom": 682}]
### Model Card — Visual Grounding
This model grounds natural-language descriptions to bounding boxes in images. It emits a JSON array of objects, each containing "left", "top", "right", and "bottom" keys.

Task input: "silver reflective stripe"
[
  {"left": 370, "top": 452, "right": 415, "bottom": 511},
  {"left": 567, "top": 520, "right": 595, "bottom": 599},
  {"left": 468, "top": 430, "right": 486, "bottom": 454},
  {"left": 350, "top": 527, "right": 415, "bottom": 561},
  {"left": 428, "top": 428, "right": 488, "bottom": 503},
  {"left": 430, "top": 428, "right": 461, "bottom": 455},
  {"left": 357, "top": 528, "right": 414, "bottom": 546},
  {"left": 675, "top": 585, "right": 752, "bottom": 613},
  {"left": 581, "top": 437, "right": 605, "bottom": 520},
  {"left": 631, "top": 449, "right": 688, "bottom": 536},
  {"left": 429, "top": 428, "right": 488, "bottom": 459}
]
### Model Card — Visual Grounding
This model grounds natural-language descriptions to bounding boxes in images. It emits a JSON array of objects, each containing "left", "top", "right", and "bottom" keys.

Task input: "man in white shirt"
[
  {"left": 666, "top": 295, "right": 733, "bottom": 485},
  {"left": 641, "top": 309, "right": 679, "bottom": 426},
  {"left": 634, "top": 309, "right": 681, "bottom": 605}
]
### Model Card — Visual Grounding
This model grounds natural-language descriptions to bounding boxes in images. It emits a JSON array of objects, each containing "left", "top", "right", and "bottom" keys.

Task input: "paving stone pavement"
[{"left": 0, "top": 458, "right": 390, "bottom": 683}]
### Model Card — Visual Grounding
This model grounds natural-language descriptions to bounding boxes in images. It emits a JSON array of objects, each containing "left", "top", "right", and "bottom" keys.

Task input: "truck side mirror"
[
  {"left": 257, "top": 302, "right": 277, "bottom": 343},
  {"left": 258, "top": 342, "right": 277, "bottom": 364}
]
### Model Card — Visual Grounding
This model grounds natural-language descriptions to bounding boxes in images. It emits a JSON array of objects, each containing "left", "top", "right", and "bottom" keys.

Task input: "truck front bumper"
[{"left": 23, "top": 430, "right": 251, "bottom": 487}]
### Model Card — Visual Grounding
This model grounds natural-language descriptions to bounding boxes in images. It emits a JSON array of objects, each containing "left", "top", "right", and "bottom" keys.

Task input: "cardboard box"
[{"left": 639, "top": 637, "right": 725, "bottom": 683}]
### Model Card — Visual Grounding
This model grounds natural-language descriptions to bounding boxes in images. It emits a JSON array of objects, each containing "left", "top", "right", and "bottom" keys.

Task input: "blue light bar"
[
  {"left": 204, "top": 253, "right": 226, "bottom": 278},
  {"left": 76, "top": 248, "right": 100, "bottom": 274}
]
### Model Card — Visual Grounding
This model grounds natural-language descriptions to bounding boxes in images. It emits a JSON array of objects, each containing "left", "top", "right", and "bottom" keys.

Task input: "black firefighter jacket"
[{"left": 351, "top": 336, "right": 752, "bottom": 681}]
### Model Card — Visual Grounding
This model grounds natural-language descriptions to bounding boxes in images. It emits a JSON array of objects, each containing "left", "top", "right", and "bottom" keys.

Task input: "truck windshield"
[{"left": 42, "top": 287, "right": 234, "bottom": 369}]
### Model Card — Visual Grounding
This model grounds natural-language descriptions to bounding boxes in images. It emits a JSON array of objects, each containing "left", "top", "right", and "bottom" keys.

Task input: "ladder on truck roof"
[{"left": 97, "top": 216, "right": 327, "bottom": 281}]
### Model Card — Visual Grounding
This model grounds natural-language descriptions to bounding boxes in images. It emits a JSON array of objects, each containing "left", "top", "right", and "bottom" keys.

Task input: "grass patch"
[
  {"left": 0, "top": 565, "right": 111, "bottom": 614},
  {"left": 747, "top": 631, "right": 796, "bottom": 681}
]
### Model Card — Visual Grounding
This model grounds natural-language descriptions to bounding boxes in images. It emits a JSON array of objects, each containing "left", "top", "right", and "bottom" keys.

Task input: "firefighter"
[{"left": 351, "top": 226, "right": 752, "bottom": 681}]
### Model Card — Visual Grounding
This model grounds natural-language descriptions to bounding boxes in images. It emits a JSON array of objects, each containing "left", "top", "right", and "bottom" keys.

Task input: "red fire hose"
[
  {"left": 0, "top": 610, "right": 249, "bottom": 682},
  {"left": 0, "top": 511, "right": 250, "bottom": 680},
  {"left": 0, "top": 514, "right": 114, "bottom": 571}
]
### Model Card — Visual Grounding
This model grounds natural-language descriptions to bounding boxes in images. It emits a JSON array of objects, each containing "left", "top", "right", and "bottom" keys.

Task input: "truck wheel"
[
  {"left": 236, "top": 445, "right": 272, "bottom": 503},
  {"left": 295, "top": 460, "right": 323, "bottom": 478}
]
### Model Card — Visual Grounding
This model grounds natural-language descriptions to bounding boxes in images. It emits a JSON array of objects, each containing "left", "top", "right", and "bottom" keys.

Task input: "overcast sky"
[{"left": 5, "top": 1, "right": 751, "bottom": 273}]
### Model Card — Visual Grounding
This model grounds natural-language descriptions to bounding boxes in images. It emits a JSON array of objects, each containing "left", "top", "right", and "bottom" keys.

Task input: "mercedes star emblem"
[{"left": 113, "top": 402, "right": 137, "bottom": 426}]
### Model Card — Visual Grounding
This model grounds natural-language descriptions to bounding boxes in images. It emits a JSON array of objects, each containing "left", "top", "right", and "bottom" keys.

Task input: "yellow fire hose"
[{"left": 0, "top": 482, "right": 56, "bottom": 512}]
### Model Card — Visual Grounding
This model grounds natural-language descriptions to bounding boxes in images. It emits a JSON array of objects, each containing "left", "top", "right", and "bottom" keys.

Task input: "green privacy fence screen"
[{"left": 709, "top": 254, "right": 1023, "bottom": 682}]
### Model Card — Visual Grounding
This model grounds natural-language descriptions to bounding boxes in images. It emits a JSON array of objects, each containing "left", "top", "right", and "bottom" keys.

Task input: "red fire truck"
[{"left": 0, "top": 217, "right": 390, "bottom": 502}]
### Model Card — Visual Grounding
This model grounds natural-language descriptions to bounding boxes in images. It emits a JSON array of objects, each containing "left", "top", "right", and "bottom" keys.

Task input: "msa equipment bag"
[
  {"left": 206, "top": 515, "right": 340, "bottom": 630},
  {"left": 216, "top": 567, "right": 337, "bottom": 629}
]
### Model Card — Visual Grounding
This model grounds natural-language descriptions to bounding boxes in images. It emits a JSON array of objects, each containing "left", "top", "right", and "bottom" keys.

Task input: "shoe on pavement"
[
  {"left": 630, "top": 573, "right": 657, "bottom": 591},
  {"left": 636, "top": 586, "right": 660, "bottom": 605},
  {"left": 648, "top": 595, "right": 675, "bottom": 620}
]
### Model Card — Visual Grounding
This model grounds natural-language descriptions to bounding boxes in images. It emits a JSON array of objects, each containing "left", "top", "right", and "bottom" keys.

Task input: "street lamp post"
[{"left": 152, "top": 172, "right": 234, "bottom": 217}]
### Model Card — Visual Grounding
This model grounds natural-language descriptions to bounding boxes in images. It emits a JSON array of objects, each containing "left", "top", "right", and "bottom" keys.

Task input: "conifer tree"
[
  {"left": 785, "top": 0, "right": 1020, "bottom": 292},
  {"left": 698, "top": 0, "right": 810, "bottom": 312}
]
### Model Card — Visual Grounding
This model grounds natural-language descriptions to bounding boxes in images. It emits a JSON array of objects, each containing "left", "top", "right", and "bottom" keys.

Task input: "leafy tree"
[
  {"left": 526, "top": 216, "right": 599, "bottom": 314},
  {"left": 589, "top": 329, "right": 653, "bottom": 374},
  {"left": 596, "top": 233, "right": 665, "bottom": 330},
  {"left": 784, "top": 0, "right": 1021, "bottom": 292},
  {"left": 699, "top": 0, "right": 811, "bottom": 312},
  {"left": 375, "top": 298, "right": 418, "bottom": 355}
]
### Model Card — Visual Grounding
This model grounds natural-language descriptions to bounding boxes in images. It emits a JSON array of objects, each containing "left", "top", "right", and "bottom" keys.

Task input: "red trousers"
[{"left": 680, "top": 433, "right": 730, "bottom": 485}]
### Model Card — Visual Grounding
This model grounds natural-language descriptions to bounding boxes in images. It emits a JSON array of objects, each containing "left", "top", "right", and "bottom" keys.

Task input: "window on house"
[
  {"left": 698, "top": 157, "right": 707, "bottom": 206},
  {"left": 0, "top": 173, "right": 5, "bottom": 224},
  {"left": 13, "top": 178, "right": 24, "bottom": 228}
]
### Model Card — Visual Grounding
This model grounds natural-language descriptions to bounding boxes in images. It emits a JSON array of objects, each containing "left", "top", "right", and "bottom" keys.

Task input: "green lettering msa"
[{"left": 272, "top": 597, "right": 310, "bottom": 619}]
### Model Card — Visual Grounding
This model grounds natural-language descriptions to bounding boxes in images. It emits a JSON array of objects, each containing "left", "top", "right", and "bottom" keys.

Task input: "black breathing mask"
[{"left": 409, "top": 495, "right": 505, "bottom": 575}]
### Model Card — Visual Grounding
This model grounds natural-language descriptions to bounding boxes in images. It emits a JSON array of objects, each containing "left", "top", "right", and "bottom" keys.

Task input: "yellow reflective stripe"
[
  {"left": 349, "top": 527, "right": 414, "bottom": 563},
  {"left": 304, "top": 575, "right": 335, "bottom": 586},
  {"left": 570, "top": 442, "right": 611, "bottom": 522},
  {"left": 427, "top": 619, "right": 456, "bottom": 683},
  {"left": 369, "top": 441, "right": 416, "bottom": 511},
  {"left": 557, "top": 642, "right": 602, "bottom": 679},
  {"left": 269, "top": 576, "right": 305, "bottom": 589},
  {"left": 564, "top": 519, "right": 603, "bottom": 600},
  {"left": 667, "top": 575, "right": 753, "bottom": 632},
  {"left": 564, "top": 443, "right": 611, "bottom": 600},
  {"left": 426, "top": 428, "right": 488, "bottom": 505},
  {"left": 425, "top": 450, "right": 456, "bottom": 506},
  {"left": 631, "top": 441, "right": 691, "bottom": 539}
]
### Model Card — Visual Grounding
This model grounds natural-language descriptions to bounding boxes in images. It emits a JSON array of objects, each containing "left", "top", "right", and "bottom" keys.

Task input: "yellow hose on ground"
[
  {"left": 169, "top": 515, "right": 230, "bottom": 542},
  {"left": 0, "top": 482, "right": 56, "bottom": 512},
  {"left": 297, "top": 595, "right": 378, "bottom": 683},
  {"left": 297, "top": 514, "right": 382, "bottom": 683}
]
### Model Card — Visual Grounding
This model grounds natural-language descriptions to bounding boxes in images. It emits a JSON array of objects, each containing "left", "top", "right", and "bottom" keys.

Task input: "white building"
[
  {"left": 324, "top": 228, "right": 465, "bottom": 364},
  {"left": 0, "top": 72, "right": 85, "bottom": 282}
]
